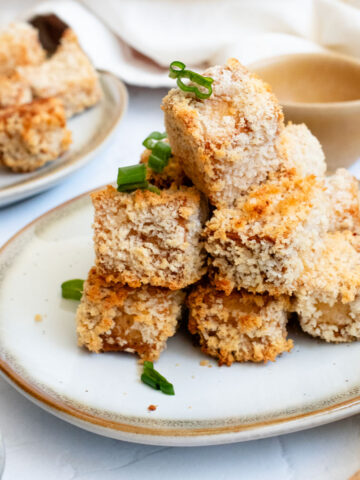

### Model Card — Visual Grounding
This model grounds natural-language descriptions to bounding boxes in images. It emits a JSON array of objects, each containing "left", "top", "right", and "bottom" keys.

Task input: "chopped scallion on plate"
[
  {"left": 61, "top": 279, "right": 84, "bottom": 301},
  {"left": 141, "top": 361, "right": 175, "bottom": 395}
]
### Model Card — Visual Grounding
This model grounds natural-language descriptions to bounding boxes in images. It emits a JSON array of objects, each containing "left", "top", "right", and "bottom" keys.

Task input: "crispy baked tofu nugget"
[
  {"left": 77, "top": 267, "right": 185, "bottom": 361},
  {"left": 19, "top": 29, "right": 101, "bottom": 117},
  {"left": 92, "top": 185, "right": 208, "bottom": 289},
  {"left": 140, "top": 147, "right": 189, "bottom": 188},
  {"left": 187, "top": 283, "right": 292, "bottom": 365},
  {"left": 204, "top": 172, "right": 329, "bottom": 295},
  {"left": 0, "top": 22, "right": 45, "bottom": 75},
  {"left": 293, "top": 232, "right": 360, "bottom": 342},
  {"left": 325, "top": 168, "right": 360, "bottom": 233},
  {"left": 0, "top": 98, "right": 72, "bottom": 172},
  {"left": 162, "top": 58, "right": 284, "bottom": 207},
  {"left": 0, "top": 72, "right": 32, "bottom": 107},
  {"left": 278, "top": 123, "right": 326, "bottom": 177}
]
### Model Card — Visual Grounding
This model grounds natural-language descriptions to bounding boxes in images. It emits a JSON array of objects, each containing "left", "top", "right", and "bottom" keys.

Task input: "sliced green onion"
[
  {"left": 169, "top": 61, "right": 214, "bottom": 99},
  {"left": 117, "top": 179, "right": 161, "bottom": 195},
  {"left": 142, "top": 131, "right": 171, "bottom": 174},
  {"left": 143, "top": 131, "right": 167, "bottom": 150},
  {"left": 61, "top": 279, "right": 84, "bottom": 301},
  {"left": 148, "top": 154, "right": 166, "bottom": 173},
  {"left": 117, "top": 181, "right": 149, "bottom": 192},
  {"left": 141, "top": 361, "right": 175, "bottom": 395},
  {"left": 147, "top": 184, "right": 161, "bottom": 195},
  {"left": 147, "top": 140, "right": 172, "bottom": 173},
  {"left": 141, "top": 373, "right": 159, "bottom": 390},
  {"left": 117, "top": 164, "right": 146, "bottom": 187}
]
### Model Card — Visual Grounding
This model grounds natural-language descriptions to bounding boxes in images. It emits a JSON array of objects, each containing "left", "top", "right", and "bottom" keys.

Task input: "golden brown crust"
[
  {"left": 0, "top": 72, "right": 32, "bottom": 107},
  {"left": 0, "top": 97, "right": 72, "bottom": 172},
  {"left": 18, "top": 28, "right": 102, "bottom": 117},
  {"left": 187, "top": 283, "right": 292, "bottom": 365},
  {"left": 92, "top": 185, "right": 208, "bottom": 290},
  {"left": 204, "top": 172, "right": 329, "bottom": 295},
  {"left": 0, "top": 22, "right": 45, "bottom": 76},
  {"left": 76, "top": 267, "right": 186, "bottom": 361},
  {"left": 162, "top": 58, "right": 284, "bottom": 207},
  {"left": 293, "top": 231, "right": 360, "bottom": 343}
]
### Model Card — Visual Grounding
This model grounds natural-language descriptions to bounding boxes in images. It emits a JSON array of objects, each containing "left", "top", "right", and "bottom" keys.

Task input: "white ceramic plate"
[
  {"left": 1, "top": 191, "right": 360, "bottom": 447},
  {"left": 0, "top": 71, "right": 128, "bottom": 208}
]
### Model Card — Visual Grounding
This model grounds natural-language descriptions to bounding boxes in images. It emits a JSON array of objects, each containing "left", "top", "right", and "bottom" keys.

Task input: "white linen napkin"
[{"left": 12, "top": 0, "right": 360, "bottom": 87}]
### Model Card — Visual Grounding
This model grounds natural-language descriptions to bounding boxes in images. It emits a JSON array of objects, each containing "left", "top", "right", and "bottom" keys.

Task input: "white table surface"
[{"left": 2, "top": 84, "right": 360, "bottom": 480}]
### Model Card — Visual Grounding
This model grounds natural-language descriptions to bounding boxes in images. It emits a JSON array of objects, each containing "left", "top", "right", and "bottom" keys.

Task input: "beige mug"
[{"left": 250, "top": 52, "right": 360, "bottom": 171}]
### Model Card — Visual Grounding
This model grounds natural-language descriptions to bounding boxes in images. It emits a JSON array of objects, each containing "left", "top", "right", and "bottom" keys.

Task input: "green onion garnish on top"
[
  {"left": 142, "top": 131, "right": 172, "bottom": 173},
  {"left": 141, "top": 361, "right": 175, "bottom": 395},
  {"left": 169, "top": 61, "right": 214, "bottom": 99},
  {"left": 117, "top": 164, "right": 147, "bottom": 186},
  {"left": 142, "top": 131, "right": 167, "bottom": 150},
  {"left": 61, "top": 279, "right": 84, "bottom": 301},
  {"left": 116, "top": 164, "right": 160, "bottom": 194}
]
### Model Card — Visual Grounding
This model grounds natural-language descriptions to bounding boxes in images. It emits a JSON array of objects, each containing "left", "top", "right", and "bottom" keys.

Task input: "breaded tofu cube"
[
  {"left": 293, "top": 231, "right": 360, "bottom": 342},
  {"left": 77, "top": 267, "right": 185, "bottom": 361},
  {"left": 187, "top": 283, "right": 292, "bottom": 365},
  {"left": 92, "top": 185, "right": 208, "bottom": 289},
  {"left": 162, "top": 58, "right": 284, "bottom": 207},
  {"left": 204, "top": 172, "right": 329, "bottom": 295},
  {"left": 0, "top": 98, "right": 72, "bottom": 172},
  {"left": 140, "top": 147, "right": 189, "bottom": 188},
  {"left": 0, "top": 22, "right": 45, "bottom": 75},
  {"left": 0, "top": 72, "right": 32, "bottom": 107},
  {"left": 278, "top": 123, "right": 326, "bottom": 177},
  {"left": 19, "top": 29, "right": 102, "bottom": 117},
  {"left": 325, "top": 168, "right": 360, "bottom": 233}
]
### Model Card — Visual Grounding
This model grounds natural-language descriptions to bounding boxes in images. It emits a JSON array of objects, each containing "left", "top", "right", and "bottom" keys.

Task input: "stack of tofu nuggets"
[
  {"left": 0, "top": 20, "right": 101, "bottom": 172},
  {"left": 77, "top": 58, "right": 360, "bottom": 365}
]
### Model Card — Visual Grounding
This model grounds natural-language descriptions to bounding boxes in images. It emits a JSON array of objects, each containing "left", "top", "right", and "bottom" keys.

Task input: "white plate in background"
[
  {"left": 1, "top": 192, "right": 360, "bottom": 447},
  {"left": 0, "top": 71, "right": 128, "bottom": 208}
]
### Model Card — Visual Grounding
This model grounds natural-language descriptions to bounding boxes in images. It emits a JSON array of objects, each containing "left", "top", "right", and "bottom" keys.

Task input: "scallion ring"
[
  {"left": 142, "top": 131, "right": 167, "bottom": 150},
  {"left": 169, "top": 61, "right": 214, "bottom": 99}
]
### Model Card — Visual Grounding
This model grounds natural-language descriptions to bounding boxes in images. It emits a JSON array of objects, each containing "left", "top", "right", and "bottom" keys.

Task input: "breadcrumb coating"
[
  {"left": 325, "top": 168, "right": 360, "bottom": 233},
  {"left": 278, "top": 123, "right": 326, "bottom": 177},
  {"left": 0, "top": 72, "right": 32, "bottom": 107},
  {"left": 77, "top": 267, "right": 185, "bottom": 361},
  {"left": 204, "top": 172, "right": 329, "bottom": 295},
  {"left": 140, "top": 147, "right": 189, "bottom": 188},
  {"left": 0, "top": 97, "right": 72, "bottom": 172},
  {"left": 0, "top": 22, "right": 45, "bottom": 76},
  {"left": 162, "top": 58, "right": 284, "bottom": 207},
  {"left": 92, "top": 185, "right": 208, "bottom": 289},
  {"left": 293, "top": 231, "right": 360, "bottom": 342},
  {"left": 19, "top": 29, "right": 102, "bottom": 117},
  {"left": 187, "top": 283, "right": 292, "bottom": 365}
]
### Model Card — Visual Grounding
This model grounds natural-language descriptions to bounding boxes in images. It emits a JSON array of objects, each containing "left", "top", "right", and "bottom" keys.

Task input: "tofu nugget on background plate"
[
  {"left": 187, "top": 282, "right": 292, "bottom": 366},
  {"left": 18, "top": 29, "right": 102, "bottom": 118},
  {"left": 92, "top": 185, "right": 208, "bottom": 289},
  {"left": 0, "top": 72, "right": 32, "bottom": 108},
  {"left": 77, "top": 267, "right": 185, "bottom": 361},
  {"left": 0, "top": 22, "right": 45, "bottom": 76},
  {"left": 0, "top": 97, "right": 72, "bottom": 173}
]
